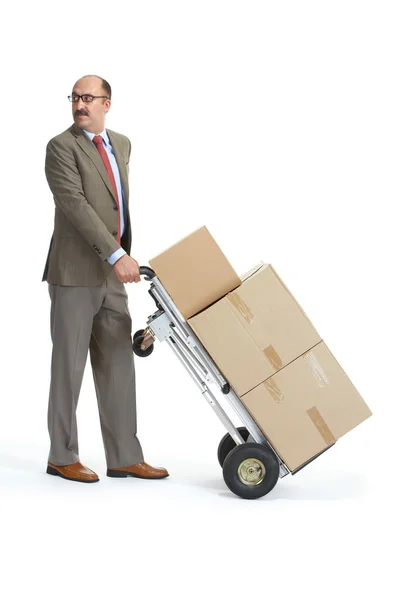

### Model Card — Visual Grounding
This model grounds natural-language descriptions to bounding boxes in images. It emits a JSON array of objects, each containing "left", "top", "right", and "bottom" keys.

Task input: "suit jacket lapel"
[{"left": 71, "top": 124, "right": 116, "bottom": 201}]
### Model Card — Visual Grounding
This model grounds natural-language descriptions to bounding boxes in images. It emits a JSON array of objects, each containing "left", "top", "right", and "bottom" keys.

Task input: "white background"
[{"left": 0, "top": 1, "right": 398, "bottom": 598}]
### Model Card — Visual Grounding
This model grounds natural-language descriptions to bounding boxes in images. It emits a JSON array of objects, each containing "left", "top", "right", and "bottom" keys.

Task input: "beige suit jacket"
[{"left": 42, "top": 123, "right": 132, "bottom": 286}]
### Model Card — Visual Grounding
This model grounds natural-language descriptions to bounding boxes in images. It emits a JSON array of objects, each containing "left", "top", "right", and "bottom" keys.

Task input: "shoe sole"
[
  {"left": 106, "top": 469, "right": 169, "bottom": 479},
  {"left": 46, "top": 465, "right": 99, "bottom": 483}
]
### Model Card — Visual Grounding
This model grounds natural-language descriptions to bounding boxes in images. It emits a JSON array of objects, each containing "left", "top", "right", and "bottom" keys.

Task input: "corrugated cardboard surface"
[
  {"left": 149, "top": 226, "right": 241, "bottom": 319},
  {"left": 241, "top": 341, "right": 372, "bottom": 471},
  {"left": 188, "top": 263, "right": 321, "bottom": 395}
]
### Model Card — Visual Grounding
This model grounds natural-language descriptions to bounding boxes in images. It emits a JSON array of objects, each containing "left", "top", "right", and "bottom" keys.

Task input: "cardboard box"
[
  {"left": 188, "top": 263, "right": 321, "bottom": 395},
  {"left": 149, "top": 226, "right": 241, "bottom": 319},
  {"left": 241, "top": 342, "right": 372, "bottom": 471}
]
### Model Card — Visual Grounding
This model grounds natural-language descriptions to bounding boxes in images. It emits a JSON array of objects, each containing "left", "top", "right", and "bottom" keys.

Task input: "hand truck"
[{"left": 134, "top": 266, "right": 292, "bottom": 499}]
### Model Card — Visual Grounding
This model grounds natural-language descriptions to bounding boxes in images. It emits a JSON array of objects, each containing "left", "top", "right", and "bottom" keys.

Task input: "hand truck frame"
[{"left": 135, "top": 266, "right": 293, "bottom": 499}]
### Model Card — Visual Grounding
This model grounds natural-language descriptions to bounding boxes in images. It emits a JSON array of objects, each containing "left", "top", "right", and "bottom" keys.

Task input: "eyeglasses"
[{"left": 68, "top": 94, "right": 109, "bottom": 104}]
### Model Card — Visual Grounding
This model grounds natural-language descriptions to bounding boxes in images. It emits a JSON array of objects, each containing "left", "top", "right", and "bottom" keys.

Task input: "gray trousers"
[{"left": 47, "top": 270, "right": 144, "bottom": 468}]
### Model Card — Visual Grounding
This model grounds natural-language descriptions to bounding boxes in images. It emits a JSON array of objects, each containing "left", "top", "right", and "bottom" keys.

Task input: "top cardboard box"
[
  {"left": 149, "top": 226, "right": 241, "bottom": 319},
  {"left": 188, "top": 263, "right": 322, "bottom": 395}
]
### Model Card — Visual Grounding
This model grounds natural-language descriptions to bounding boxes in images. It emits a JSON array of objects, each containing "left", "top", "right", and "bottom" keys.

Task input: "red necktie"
[{"left": 92, "top": 135, "right": 121, "bottom": 243}]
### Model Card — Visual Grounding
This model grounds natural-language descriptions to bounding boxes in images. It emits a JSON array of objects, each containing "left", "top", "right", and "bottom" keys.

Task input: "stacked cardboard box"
[
  {"left": 149, "top": 226, "right": 241, "bottom": 319},
  {"left": 149, "top": 228, "right": 372, "bottom": 472}
]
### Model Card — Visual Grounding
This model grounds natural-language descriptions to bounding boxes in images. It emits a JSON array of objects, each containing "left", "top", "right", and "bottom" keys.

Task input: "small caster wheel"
[
  {"left": 222, "top": 443, "right": 280, "bottom": 500},
  {"left": 133, "top": 329, "right": 154, "bottom": 357},
  {"left": 217, "top": 427, "right": 250, "bottom": 468}
]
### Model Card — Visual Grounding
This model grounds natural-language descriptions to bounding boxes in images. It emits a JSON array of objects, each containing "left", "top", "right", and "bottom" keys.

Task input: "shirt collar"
[{"left": 82, "top": 128, "right": 109, "bottom": 145}]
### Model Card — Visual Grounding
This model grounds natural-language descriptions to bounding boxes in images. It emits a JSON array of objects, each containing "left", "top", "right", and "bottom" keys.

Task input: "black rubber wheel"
[
  {"left": 217, "top": 427, "right": 250, "bottom": 468},
  {"left": 222, "top": 443, "right": 280, "bottom": 500},
  {"left": 132, "top": 333, "right": 154, "bottom": 357}
]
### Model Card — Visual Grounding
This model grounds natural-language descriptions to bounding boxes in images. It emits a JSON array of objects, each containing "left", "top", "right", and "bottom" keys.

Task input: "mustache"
[{"left": 74, "top": 109, "right": 89, "bottom": 116}]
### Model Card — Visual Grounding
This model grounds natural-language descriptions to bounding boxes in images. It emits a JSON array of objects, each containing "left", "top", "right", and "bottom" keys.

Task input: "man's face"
[{"left": 71, "top": 76, "right": 111, "bottom": 133}]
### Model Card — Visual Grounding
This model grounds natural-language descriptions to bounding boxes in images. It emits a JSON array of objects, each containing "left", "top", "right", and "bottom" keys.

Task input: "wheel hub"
[
  {"left": 238, "top": 458, "right": 266, "bottom": 486},
  {"left": 140, "top": 330, "right": 155, "bottom": 350}
]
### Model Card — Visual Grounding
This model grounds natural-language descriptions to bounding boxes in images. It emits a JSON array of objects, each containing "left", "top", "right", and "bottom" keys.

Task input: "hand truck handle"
[{"left": 139, "top": 266, "right": 156, "bottom": 280}]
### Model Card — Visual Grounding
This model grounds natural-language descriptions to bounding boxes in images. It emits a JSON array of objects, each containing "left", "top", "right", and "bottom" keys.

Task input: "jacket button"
[
  {"left": 112, "top": 230, "right": 118, "bottom": 237},
  {"left": 113, "top": 205, "right": 118, "bottom": 211}
]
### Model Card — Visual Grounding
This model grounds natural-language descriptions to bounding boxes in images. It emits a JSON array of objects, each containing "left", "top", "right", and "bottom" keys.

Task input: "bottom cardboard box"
[{"left": 240, "top": 341, "right": 372, "bottom": 471}]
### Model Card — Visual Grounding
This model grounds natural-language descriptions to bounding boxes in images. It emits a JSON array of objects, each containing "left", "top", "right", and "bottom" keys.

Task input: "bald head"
[{"left": 74, "top": 75, "right": 112, "bottom": 99}]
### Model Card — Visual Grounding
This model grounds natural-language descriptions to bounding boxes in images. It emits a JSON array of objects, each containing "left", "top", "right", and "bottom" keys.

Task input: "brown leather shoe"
[
  {"left": 47, "top": 462, "right": 99, "bottom": 483},
  {"left": 107, "top": 461, "right": 169, "bottom": 479}
]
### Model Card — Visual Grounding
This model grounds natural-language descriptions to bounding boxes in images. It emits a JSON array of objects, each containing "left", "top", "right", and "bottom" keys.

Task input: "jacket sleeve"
[{"left": 45, "top": 138, "right": 120, "bottom": 261}]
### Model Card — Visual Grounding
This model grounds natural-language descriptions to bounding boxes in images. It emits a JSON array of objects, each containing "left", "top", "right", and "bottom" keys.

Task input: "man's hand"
[{"left": 114, "top": 255, "right": 141, "bottom": 283}]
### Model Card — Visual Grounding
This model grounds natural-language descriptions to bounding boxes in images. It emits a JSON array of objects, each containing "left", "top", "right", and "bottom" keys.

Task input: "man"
[{"left": 42, "top": 74, "right": 168, "bottom": 483}]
